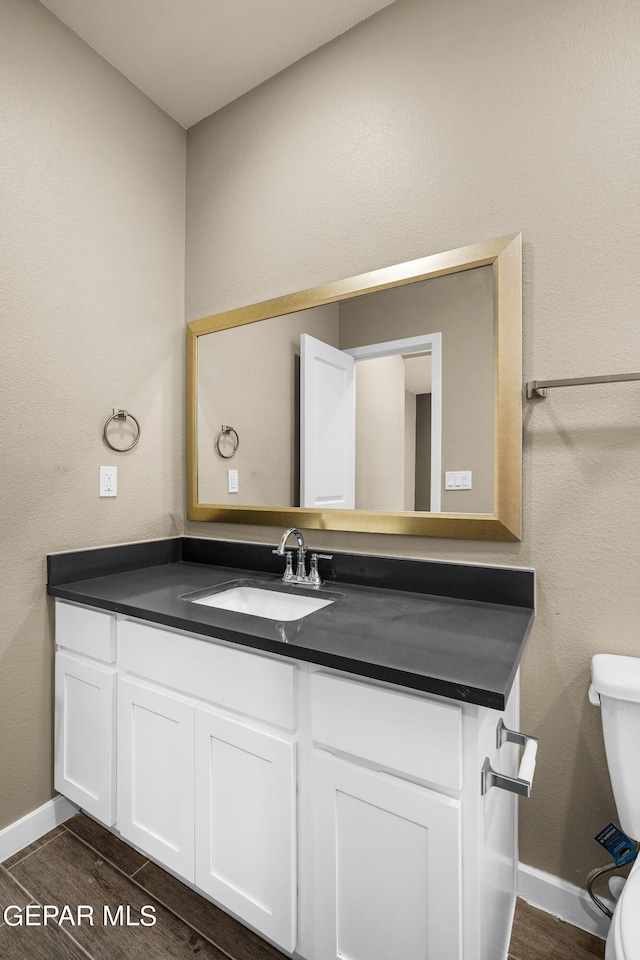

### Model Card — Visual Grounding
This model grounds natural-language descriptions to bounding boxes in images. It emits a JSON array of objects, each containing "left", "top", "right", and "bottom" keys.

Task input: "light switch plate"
[{"left": 445, "top": 471, "right": 472, "bottom": 490}]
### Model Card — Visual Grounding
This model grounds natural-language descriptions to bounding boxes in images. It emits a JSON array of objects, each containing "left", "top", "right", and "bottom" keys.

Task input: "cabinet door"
[
  {"left": 118, "top": 678, "right": 195, "bottom": 881},
  {"left": 195, "top": 707, "right": 296, "bottom": 953},
  {"left": 54, "top": 651, "right": 116, "bottom": 825},
  {"left": 312, "top": 751, "right": 462, "bottom": 960}
]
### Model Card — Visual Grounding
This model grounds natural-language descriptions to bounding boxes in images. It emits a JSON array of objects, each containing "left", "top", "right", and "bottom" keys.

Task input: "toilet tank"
[{"left": 591, "top": 654, "right": 640, "bottom": 840}]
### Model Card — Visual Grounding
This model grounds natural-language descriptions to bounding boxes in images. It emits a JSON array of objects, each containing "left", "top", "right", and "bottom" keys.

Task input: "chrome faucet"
[
  {"left": 274, "top": 527, "right": 307, "bottom": 581},
  {"left": 272, "top": 528, "right": 332, "bottom": 587}
]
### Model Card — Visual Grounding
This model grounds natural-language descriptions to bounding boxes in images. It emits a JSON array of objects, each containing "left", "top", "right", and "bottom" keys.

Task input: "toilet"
[{"left": 590, "top": 654, "right": 640, "bottom": 960}]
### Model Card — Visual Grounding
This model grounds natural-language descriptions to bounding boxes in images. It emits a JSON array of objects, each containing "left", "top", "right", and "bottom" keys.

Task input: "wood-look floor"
[{"left": 0, "top": 814, "right": 606, "bottom": 960}]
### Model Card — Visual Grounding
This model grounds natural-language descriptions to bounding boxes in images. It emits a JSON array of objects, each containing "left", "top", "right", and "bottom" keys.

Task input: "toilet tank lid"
[{"left": 592, "top": 654, "right": 640, "bottom": 702}]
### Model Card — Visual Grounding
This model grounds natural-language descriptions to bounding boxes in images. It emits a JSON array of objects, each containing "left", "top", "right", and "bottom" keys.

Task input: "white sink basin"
[{"left": 187, "top": 581, "right": 338, "bottom": 622}]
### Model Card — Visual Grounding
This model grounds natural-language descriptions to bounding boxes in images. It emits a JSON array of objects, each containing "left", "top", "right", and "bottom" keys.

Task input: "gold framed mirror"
[{"left": 187, "top": 234, "right": 522, "bottom": 541}]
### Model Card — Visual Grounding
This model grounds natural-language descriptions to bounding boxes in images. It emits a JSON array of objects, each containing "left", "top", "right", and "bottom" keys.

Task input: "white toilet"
[{"left": 590, "top": 654, "right": 640, "bottom": 960}]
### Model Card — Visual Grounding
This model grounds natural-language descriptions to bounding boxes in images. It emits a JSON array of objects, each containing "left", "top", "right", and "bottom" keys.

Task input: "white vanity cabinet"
[
  {"left": 54, "top": 602, "right": 116, "bottom": 825},
  {"left": 305, "top": 673, "right": 521, "bottom": 960},
  {"left": 308, "top": 672, "right": 464, "bottom": 960},
  {"left": 303, "top": 671, "right": 522, "bottom": 960},
  {"left": 116, "top": 615, "right": 298, "bottom": 953},
  {"left": 54, "top": 597, "right": 524, "bottom": 960}
]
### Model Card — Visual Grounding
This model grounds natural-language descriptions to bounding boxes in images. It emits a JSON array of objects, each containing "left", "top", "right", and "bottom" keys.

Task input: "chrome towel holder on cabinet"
[{"left": 103, "top": 408, "right": 141, "bottom": 452}]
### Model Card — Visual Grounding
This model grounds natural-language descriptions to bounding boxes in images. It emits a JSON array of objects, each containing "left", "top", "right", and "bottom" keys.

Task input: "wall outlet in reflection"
[
  {"left": 228, "top": 469, "right": 239, "bottom": 494},
  {"left": 99, "top": 466, "right": 117, "bottom": 497}
]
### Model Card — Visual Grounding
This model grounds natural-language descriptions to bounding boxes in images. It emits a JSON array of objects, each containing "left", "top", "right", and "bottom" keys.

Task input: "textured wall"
[
  {"left": 338, "top": 266, "right": 495, "bottom": 513},
  {"left": 197, "top": 304, "right": 339, "bottom": 505},
  {"left": 185, "top": 0, "right": 640, "bottom": 887},
  {"left": 354, "top": 355, "right": 406, "bottom": 510},
  {"left": 0, "top": 0, "right": 186, "bottom": 827}
]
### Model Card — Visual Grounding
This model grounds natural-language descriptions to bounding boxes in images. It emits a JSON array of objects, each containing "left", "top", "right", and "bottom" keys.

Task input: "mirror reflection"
[
  {"left": 197, "top": 266, "right": 494, "bottom": 515},
  {"left": 187, "top": 234, "right": 522, "bottom": 541}
]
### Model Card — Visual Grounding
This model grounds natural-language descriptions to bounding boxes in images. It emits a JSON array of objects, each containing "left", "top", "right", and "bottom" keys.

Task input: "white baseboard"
[
  {"left": 0, "top": 795, "right": 79, "bottom": 864},
  {"left": 518, "top": 862, "right": 614, "bottom": 941}
]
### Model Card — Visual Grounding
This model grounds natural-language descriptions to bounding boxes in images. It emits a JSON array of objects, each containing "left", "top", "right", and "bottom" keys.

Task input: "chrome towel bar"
[{"left": 526, "top": 371, "right": 640, "bottom": 400}]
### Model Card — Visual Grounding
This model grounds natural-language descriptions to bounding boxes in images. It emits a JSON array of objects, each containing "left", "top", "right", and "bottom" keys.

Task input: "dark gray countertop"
[{"left": 47, "top": 538, "right": 534, "bottom": 710}]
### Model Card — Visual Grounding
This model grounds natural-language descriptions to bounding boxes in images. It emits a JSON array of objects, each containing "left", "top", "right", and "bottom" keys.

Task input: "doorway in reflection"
[
  {"left": 299, "top": 333, "right": 441, "bottom": 513},
  {"left": 299, "top": 333, "right": 442, "bottom": 512},
  {"left": 354, "top": 352, "right": 432, "bottom": 513}
]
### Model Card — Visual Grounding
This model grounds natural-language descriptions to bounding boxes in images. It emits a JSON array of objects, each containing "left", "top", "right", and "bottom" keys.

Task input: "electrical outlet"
[
  {"left": 227, "top": 469, "right": 239, "bottom": 494},
  {"left": 99, "top": 466, "right": 117, "bottom": 497}
]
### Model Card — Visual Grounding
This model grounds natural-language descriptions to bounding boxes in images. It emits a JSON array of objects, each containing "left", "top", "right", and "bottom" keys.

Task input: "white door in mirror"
[{"left": 300, "top": 333, "right": 355, "bottom": 510}]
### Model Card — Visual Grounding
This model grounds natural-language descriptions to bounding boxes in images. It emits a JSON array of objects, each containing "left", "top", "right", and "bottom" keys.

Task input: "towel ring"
[
  {"left": 215, "top": 424, "right": 239, "bottom": 459},
  {"left": 103, "top": 409, "right": 140, "bottom": 452}
]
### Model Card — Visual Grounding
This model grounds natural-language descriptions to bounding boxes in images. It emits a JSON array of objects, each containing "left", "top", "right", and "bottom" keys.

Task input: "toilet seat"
[{"left": 611, "top": 861, "right": 640, "bottom": 960}]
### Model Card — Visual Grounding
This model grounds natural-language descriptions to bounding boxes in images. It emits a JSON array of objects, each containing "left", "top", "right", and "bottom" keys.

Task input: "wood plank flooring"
[
  {"left": 508, "top": 898, "right": 605, "bottom": 960},
  {"left": 0, "top": 813, "right": 606, "bottom": 960}
]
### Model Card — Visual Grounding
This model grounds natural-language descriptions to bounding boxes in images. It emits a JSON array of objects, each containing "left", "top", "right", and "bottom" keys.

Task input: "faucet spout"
[
  {"left": 276, "top": 527, "right": 306, "bottom": 556},
  {"left": 274, "top": 528, "right": 308, "bottom": 583}
]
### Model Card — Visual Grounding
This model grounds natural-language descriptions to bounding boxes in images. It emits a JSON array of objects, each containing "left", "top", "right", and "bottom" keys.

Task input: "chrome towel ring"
[
  {"left": 215, "top": 424, "right": 239, "bottom": 459},
  {"left": 103, "top": 408, "right": 141, "bottom": 452}
]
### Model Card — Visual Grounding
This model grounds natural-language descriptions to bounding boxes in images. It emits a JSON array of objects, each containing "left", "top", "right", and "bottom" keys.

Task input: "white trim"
[
  {"left": 0, "top": 795, "right": 79, "bottom": 864},
  {"left": 344, "top": 333, "right": 442, "bottom": 512},
  {"left": 518, "top": 861, "right": 613, "bottom": 941},
  {"left": 429, "top": 333, "right": 442, "bottom": 513},
  {"left": 344, "top": 334, "right": 436, "bottom": 362}
]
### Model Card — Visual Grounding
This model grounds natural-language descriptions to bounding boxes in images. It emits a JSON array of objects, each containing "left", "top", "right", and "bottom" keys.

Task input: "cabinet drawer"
[
  {"left": 310, "top": 672, "right": 462, "bottom": 790},
  {"left": 55, "top": 599, "right": 116, "bottom": 663},
  {"left": 119, "top": 619, "right": 296, "bottom": 730}
]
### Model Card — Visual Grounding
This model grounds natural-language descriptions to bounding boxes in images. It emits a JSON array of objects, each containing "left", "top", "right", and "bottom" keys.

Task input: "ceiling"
[{"left": 38, "top": 0, "right": 397, "bottom": 128}]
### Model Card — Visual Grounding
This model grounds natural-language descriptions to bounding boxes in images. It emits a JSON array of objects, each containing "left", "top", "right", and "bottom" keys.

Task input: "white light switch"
[
  {"left": 445, "top": 471, "right": 472, "bottom": 491},
  {"left": 227, "top": 469, "right": 239, "bottom": 494}
]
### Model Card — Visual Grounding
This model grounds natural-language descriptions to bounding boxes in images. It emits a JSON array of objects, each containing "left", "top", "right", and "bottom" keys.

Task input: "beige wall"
[
  {"left": 354, "top": 355, "right": 406, "bottom": 510},
  {"left": 415, "top": 393, "right": 432, "bottom": 512},
  {"left": 404, "top": 390, "right": 417, "bottom": 512},
  {"left": 186, "top": 0, "right": 640, "bottom": 888},
  {"left": 338, "top": 267, "right": 495, "bottom": 513},
  {"left": 0, "top": 0, "right": 186, "bottom": 827},
  {"left": 197, "top": 305, "right": 339, "bottom": 505}
]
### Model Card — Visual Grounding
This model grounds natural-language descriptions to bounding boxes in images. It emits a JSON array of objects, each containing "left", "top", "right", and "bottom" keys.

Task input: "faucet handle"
[
  {"left": 308, "top": 553, "right": 333, "bottom": 587},
  {"left": 272, "top": 549, "right": 294, "bottom": 582}
]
